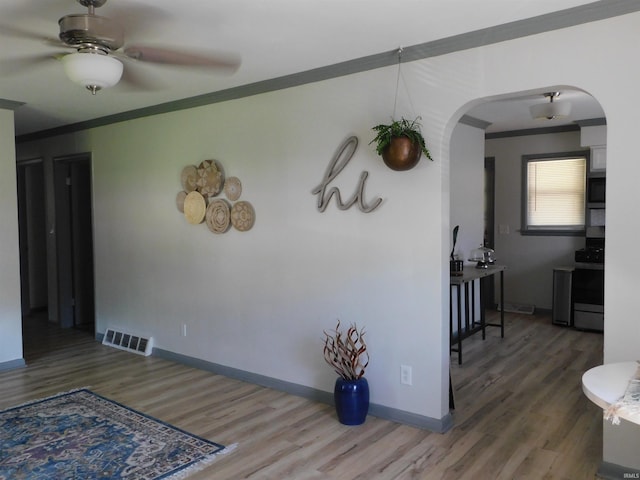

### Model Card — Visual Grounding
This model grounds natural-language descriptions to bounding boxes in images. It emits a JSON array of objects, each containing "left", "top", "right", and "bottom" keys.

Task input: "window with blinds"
[{"left": 521, "top": 153, "right": 587, "bottom": 235}]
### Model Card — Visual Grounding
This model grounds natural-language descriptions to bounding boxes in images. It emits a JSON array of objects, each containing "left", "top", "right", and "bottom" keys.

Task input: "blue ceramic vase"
[{"left": 334, "top": 377, "right": 369, "bottom": 425}]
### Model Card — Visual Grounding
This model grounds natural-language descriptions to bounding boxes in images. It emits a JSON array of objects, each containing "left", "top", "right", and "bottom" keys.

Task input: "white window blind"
[{"left": 526, "top": 157, "right": 586, "bottom": 229}]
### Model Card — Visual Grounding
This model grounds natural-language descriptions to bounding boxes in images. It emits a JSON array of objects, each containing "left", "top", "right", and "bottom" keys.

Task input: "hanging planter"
[
  {"left": 382, "top": 135, "right": 421, "bottom": 171},
  {"left": 369, "top": 48, "right": 433, "bottom": 171},
  {"left": 370, "top": 117, "right": 432, "bottom": 171}
]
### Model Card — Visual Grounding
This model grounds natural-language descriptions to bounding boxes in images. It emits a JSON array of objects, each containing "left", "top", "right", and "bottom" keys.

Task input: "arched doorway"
[{"left": 447, "top": 86, "right": 606, "bottom": 417}]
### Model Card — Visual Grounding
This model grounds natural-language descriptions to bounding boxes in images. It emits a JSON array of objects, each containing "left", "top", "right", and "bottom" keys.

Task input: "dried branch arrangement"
[{"left": 323, "top": 320, "right": 369, "bottom": 380}]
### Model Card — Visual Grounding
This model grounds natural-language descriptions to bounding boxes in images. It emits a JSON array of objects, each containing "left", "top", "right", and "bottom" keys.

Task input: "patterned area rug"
[{"left": 0, "top": 389, "right": 228, "bottom": 479}]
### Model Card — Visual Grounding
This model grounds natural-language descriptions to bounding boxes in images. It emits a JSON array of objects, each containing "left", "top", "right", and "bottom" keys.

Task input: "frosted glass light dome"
[
  {"left": 62, "top": 52, "right": 123, "bottom": 95},
  {"left": 529, "top": 92, "right": 572, "bottom": 120},
  {"left": 530, "top": 101, "right": 571, "bottom": 120}
]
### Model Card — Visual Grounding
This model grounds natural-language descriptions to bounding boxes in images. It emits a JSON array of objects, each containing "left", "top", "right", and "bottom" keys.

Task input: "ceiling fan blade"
[
  {"left": 118, "top": 62, "right": 166, "bottom": 91},
  {"left": 0, "top": 24, "right": 54, "bottom": 43},
  {"left": 0, "top": 24, "right": 71, "bottom": 52},
  {"left": 44, "top": 38, "right": 73, "bottom": 49},
  {"left": 123, "top": 45, "right": 240, "bottom": 71},
  {"left": 0, "top": 52, "right": 67, "bottom": 76}
]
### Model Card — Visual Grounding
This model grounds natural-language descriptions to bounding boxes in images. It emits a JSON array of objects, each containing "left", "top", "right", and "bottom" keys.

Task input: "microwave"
[{"left": 588, "top": 176, "right": 606, "bottom": 204}]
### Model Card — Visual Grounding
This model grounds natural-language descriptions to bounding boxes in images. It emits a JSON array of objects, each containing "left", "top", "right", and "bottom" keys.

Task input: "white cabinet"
[
  {"left": 591, "top": 145, "right": 606, "bottom": 172},
  {"left": 580, "top": 125, "right": 607, "bottom": 173}
]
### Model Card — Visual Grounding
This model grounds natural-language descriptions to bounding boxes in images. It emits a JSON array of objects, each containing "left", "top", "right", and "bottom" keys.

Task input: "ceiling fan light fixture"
[
  {"left": 62, "top": 52, "right": 123, "bottom": 95},
  {"left": 529, "top": 92, "right": 572, "bottom": 120}
]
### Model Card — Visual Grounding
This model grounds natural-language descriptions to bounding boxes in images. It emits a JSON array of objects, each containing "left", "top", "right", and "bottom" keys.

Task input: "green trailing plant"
[
  {"left": 370, "top": 116, "right": 433, "bottom": 160},
  {"left": 323, "top": 320, "right": 369, "bottom": 381}
]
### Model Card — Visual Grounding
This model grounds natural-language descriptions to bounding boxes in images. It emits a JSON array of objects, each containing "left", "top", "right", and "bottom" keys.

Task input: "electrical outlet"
[
  {"left": 401, "top": 365, "right": 412, "bottom": 385},
  {"left": 181, "top": 323, "right": 187, "bottom": 337}
]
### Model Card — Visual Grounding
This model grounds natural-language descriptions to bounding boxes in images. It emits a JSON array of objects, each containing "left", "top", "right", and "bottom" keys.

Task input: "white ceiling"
[
  {"left": 468, "top": 89, "right": 605, "bottom": 133},
  {"left": 0, "top": 0, "right": 609, "bottom": 137}
]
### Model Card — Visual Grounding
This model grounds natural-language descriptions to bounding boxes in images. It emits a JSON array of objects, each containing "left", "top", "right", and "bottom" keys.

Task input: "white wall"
[
  {"left": 0, "top": 108, "right": 22, "bottom": 366},
  {"left": 450, "top": 122, "right": 485, "bottom": 332},
  {"left": 17, "top": 73, "right": 448, "bottom": 422},
  {"left": 485, "top": 131, "right": 585, "bottom": 309},
  {"left": 14, "top": 11, "right": 640, "bottom": 470},
  {"left": 450, "top": 122, "right": 485, "bottom": 263}
]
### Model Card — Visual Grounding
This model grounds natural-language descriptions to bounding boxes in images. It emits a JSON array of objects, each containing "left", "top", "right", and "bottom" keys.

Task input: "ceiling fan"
[{"left": 2, "top": 0, "right": 241, "bottom": 95}]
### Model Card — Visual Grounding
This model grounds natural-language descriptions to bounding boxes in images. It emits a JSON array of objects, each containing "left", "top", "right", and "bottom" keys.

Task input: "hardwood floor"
[{"left": 2, "top": 310, "right": 603, "bottom": 479}]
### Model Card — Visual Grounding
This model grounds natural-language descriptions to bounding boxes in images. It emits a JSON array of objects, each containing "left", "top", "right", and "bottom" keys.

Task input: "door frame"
[
  {"left": 484, "top": 156, "right": 496, "bottom": 308},
  {"left": 53, "top": 153, "right": 95, "bottom": 331},
  {"left": 16, "top": 158, "right": 47, "bottom": 316}
]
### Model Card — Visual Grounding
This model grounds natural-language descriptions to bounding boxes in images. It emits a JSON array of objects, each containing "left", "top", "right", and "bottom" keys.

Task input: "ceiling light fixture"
[
  {"left": 61, "top": 51, "right": 123, "bottom": 95},
  {"left": 529, "top": 92, "right": 572, "bottom": 120}
]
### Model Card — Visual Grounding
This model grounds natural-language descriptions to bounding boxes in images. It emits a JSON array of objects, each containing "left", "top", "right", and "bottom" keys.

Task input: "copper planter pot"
[{"left": 381, "top": 136, "right": 422, "bottom": 171}]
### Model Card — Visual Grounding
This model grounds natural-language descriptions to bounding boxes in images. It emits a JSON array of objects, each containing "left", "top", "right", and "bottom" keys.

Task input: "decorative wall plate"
[
  {"left": 224, "top": 176, "right": 242, "bottom": 201},
  {"left": 180, "top": 165, "right": 198, "bottom": 192},
  {"left": 183, "top": 191, "right": 207, "bottom": 224},
  {"left": 205, "top": 199, "right": 231, "bottom": 234},
  {"left": 176, "top": 191, "right": 187, "bottom": 213},
  {"left": 230, "top": 201, "right": 255, "bottom": 232},
  {"left": 196, "top": 159, "right": 224, "bottom": 198}
]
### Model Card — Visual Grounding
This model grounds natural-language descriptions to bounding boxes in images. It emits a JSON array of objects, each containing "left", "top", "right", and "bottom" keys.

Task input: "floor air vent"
[
  {"left": 102, "top": 328, "right": 153, "bottom": 356},
  {"left": 497, "top": 303, "right": 535, "bottom": 315}
]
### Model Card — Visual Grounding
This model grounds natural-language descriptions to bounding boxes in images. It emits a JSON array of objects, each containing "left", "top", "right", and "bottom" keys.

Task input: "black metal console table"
[{"left": 450, "top": 264, "right": 505, "bottom": 364}]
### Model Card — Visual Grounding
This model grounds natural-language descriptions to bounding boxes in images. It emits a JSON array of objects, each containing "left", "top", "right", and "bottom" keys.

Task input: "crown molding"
[
  {"left": 16, "top": 0, "right": 638, "bottom": 143},
  {"left": 459, "top": 115, "right": 492, "bottom": 130},
  {"left": 0, "top": 99, "right": 25, "bottom": 111},
  {"left": 575, "top": 117, "right": 607, "bottom": 127},
  {"left": 485, "top": 124, "right": 580, "bottom": 139}
]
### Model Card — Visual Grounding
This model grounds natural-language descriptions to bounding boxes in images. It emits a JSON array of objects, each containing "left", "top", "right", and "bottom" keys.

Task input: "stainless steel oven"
[{"left": 572, "top": 254, "right": 604, "bottom": 332}]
